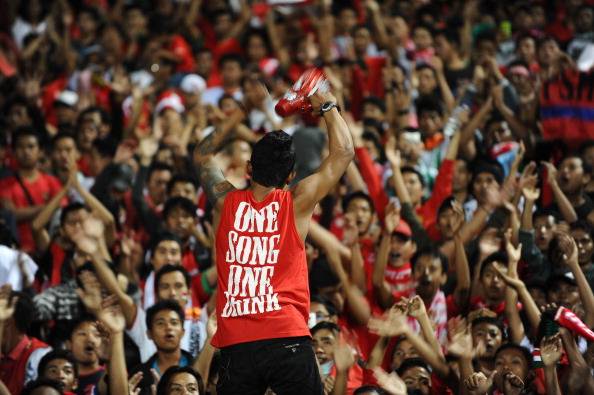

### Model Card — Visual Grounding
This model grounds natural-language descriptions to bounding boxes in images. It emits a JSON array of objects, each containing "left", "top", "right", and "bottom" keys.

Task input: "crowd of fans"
[{"left": 0, "top": 0, "right": 594, "bottom": 394}]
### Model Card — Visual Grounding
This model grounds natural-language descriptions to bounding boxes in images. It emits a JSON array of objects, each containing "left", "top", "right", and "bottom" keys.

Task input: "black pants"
[{"left": 217, "top": 336, "right": 323, "bottom": 395}]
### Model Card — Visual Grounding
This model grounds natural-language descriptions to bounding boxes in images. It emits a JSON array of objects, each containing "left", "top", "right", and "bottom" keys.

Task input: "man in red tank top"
[{"left": 194, "top": 88, "right": 354, "bottom": 394}]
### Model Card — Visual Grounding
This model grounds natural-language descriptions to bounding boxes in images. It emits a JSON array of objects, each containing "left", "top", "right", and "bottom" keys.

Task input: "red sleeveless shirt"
[{"left": 212, "top": 189, "right": 310, "bottom": 348}]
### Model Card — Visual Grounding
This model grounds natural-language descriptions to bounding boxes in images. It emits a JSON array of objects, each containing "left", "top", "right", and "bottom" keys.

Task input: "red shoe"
[{"left": 275, "top": 68, "right": 328, "bottom": 117}]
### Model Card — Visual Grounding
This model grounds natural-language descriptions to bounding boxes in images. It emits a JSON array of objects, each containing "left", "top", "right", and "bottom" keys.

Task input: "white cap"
[
  {"left": 180, "top": 74, "right": 206, "bottom": 94},
  {"left": 155, "top": 91, "right": 185, "bottom": 114},
  {"left": 55, "top": 90, "right": 79, "bottom": 107}
]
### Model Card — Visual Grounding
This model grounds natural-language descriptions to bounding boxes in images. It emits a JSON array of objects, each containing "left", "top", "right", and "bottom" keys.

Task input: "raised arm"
[
  {"left": 293, "top": 91, "right": 354, "bottom": 232},
  {"left": 502, "top": 234, "right": 526, "bottom": 344},
  {"left": 31, "top": 182, "right": 69, "bottom": 252},
  {"left": 541, "top": 161, "right": 577, "bottom": 224},
  {"left": 193, "top": 109, "right": 243, "bottom": 211}
]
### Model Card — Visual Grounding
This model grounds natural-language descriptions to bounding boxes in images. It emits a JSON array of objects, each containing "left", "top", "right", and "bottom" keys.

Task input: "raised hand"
[
  {"left": 373, "top": 367, "right": 407, "bottom": 395},
  {"left": 518, "top": 161, "right": 538, "bottom": 192},
  {"left": 521, "top": 185, "right": 540, "bottom": 202},
  {"left": 504, "top": 229, "right": 522, "bottom": 264},
  {"left": 407, "top": 295, "right": 427, "bottom": 319},
  {"left": 447, "top": 324, "right": 473, "bottom": 358},
  {"left": 385, "top": 136, "right": 402, "bottom": 169},
  {"left": 129, "top": 372, "right": 142, "bottom": 395},
  {"left": 492, "top": 262, "right": 524, "bottom": 290},
  {"left": 76, "top": 270, "right": 103, "bottom": 314},
  {"left": 323, "top": 375, "right": 335, "bottom": 395},
  {"left": 464, "top": 371, "right": 496, "bottom": 395},
  {"left": 368, "top": 305, "right": 410, "bottom": 337},
  {"left": 97, "top": 303, "right": 126, "bottom": 334},
  {"left": 0, "top": 284, "right": 16, "bottom": 322},
  {"left": 384, "top": 201, "right": 401, "bottom": 234},
  {"left": 540, "top": 334, "right": 563, "bottom": 367},
  {"left": 541, "top": 161, "right": 558, "bottom": 186},
  {"left": 342, "top": 213, "right": 359, "bottom": 247},
  {"left": 333, "top": 342, "right": 355, "bottom": 372}
]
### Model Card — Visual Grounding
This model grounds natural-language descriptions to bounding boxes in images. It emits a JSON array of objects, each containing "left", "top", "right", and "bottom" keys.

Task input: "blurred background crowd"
[{"left": 0, "top": 0, "right": 594, "bottom": 394}]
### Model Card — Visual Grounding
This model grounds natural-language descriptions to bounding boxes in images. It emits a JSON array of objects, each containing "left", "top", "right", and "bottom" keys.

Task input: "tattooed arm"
[{"left": 194, "top": 109, "right": 244, "bottom": 210}]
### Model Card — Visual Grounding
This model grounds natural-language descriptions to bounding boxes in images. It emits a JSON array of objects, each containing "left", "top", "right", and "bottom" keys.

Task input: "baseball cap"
[
  {"left": 393, "top": 219, "right": 412, "bottom": 238},
  {"left": 180, "top": 74, "right": 206, "bottom": 95},
  {"left": 54, "top": 90, "right": 79, "bottom": 108}
]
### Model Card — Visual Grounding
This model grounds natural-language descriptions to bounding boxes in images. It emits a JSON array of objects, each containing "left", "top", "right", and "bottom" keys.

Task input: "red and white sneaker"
[{"left": 275, "top": 68, "right": 328, "bottom": 117}]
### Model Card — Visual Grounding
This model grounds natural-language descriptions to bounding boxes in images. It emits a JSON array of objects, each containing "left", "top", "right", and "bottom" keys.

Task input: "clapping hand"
[
  {"left": 464, "top": 371, "right": 496, "bottom": 395},
  {"left": 373, "top": 367, "right": 407, "bottom": 395},
  {"left": 540, "top": 334, "right": 563, "bottom": 367}
]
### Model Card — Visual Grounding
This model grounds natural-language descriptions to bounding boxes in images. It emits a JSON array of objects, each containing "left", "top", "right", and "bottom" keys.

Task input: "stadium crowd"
[{"left": 0, "top": 0, "right": 594, "bottom": 394}]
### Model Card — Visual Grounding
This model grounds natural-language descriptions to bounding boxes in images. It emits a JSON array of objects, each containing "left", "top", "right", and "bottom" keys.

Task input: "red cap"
[{"left": 393, "top": 219, "right": 412, "bottom": 238}]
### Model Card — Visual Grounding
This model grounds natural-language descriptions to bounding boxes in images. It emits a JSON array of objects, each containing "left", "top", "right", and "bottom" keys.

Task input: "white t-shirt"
[{"left": 0, "top": 245, "right": 38, "bottom": 290}]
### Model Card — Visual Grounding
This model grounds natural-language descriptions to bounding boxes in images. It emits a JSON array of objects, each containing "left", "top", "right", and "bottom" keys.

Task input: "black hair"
[
  {"left": 309, "top": 255, "right": 340, "bottom": 293},
  {"left": 310, "top": 321, "right": 341, "bottom": 336},
  {"left": 435, "top": 28, "right": 461, "bottom": 48},
  {"left": 157, "top": 366, "right": 204, "bottom": 395},
  {"left": 536, "top": 35, "right": 558, "bottom": 50},
  {"left": 250, "top": 130, "right": 295, "bottom": 187},
  {"left": 310, "top": 294, "right": 338, "bottom": 318},
  {"left": 470, "top": 158, "right": 504, "bottom": 185},
  {"left": 79, "top": 106, "right": 111, "bottom": 126},
  {"left": 147, "top": 162, "right": 174, "bottom": 181},
  {"left": 155, "top": 264, "right": 191, "bottom": 290},
  {"left": 163, "top": 196, "right": 197, "bottom": 220},
  {"left": 149, "top": 231, "right": 183, "bottom": 255},
  {"left": 412, "top": 22, "right": 434, "bottom": 37},
  {"left": 563, "top": 154, "right": 593, "bottom": 176},
  {"left": 218, "top": 52, "right": 245, "bottom": 69},
  {"left": 533, "top": 207, "right": 561, "bottom": 222},
  {"left": 66, "top": 313, "right": 97, "bottom": 341},
  {"left": 480, "top": 251, "right": 508, "bottom": 278},
  {"left": 354, "top": 386, "right": 386, "bottom": 395},
  {"left": 475, "top": 29, "right": 497, "bottom": 47},
  {"left": 146, "top": 299, "right": 185, "bottom": 329},
  {"left": 362, "top": 96, "right": 386, "bottom": 113},
  {"left": 401, "top": 166, "right": 426, "bottom": 188},
  {"left": 415, "top": 62, "right": 437, "bottom": 76},
  {"left": 38, "top": 349, "right": 79, "bottom": 380},
  {"left": 17, "top": 0, "right": 50, "bottom": 23},
  {"left": 59, "top": 202, "right": 89, "bottom": 226},
  {"left": 362, "top": 131, "right": 385, "bottom": 162},
  {"left": 91, "top": 137, "right": 117, "bottom": 158},
  {"left": 411, "top": 247, "right": 448, "bottom": 273},
  {"left": 471, "top": 316, "right": 506, "bottom": 340},
  {"left": 11, "top": 291, "right": 35, "bottom": 334},
  {"left": 494, "top": 343, "right": 533, "bottom": 369},
  {"left": 515, "top": 31, "right": 536, "bottom": 49},
  {"left": 21, "top": 378, "right": 63, "bottom": 395},
  {"left": 12, "top": 125, "right": 41, "bottom": 148},
  {"left": 570, "top": 219, "right": 594, "bottom": 239},
  {"left": 437, "top": 196, "right": 457, "bottom": 217},
  {"left": 51, "top": 131, "right": 78, "bottom": 149},
  {"left": 167, "top": 173, "right": 198, "bottom": 195},
  {"left": 396, "top": 357, "right": 430, "bottom": 377},
  {"left": 342, "top": 191, "right": 375, "bottom": 214},
  {"left": 416, "top": 95, "right": 443, "bottom": 117}
]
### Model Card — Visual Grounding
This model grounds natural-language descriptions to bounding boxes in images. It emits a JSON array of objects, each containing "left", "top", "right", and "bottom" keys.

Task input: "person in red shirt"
[
  {"left": 0, "top": 127, "right": 64, "bottom": 253},
  {"left": 0, "top": 286, "right": 51, "bottom": 395},
  {"left": 311, "top": 322, "right": 364, "bottom": 395},
  {"left": 194, "top": 87, "right": 353, "bottom": 393},
  {"left": 37, "top": 349, "right": 79, "bottom": 395}
]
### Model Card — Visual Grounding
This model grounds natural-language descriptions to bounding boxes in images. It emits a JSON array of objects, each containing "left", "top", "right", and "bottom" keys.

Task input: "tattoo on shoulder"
[{"left": 197, "top": 163, "right": 235, "bottom": 205}]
